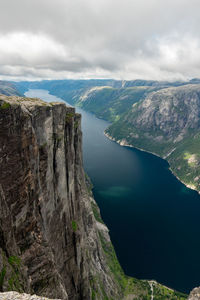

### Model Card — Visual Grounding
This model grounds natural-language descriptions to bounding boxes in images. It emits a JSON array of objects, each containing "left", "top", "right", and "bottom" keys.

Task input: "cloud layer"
[{"left": 0, "top": 0, "right": 200, "bottom": 80}]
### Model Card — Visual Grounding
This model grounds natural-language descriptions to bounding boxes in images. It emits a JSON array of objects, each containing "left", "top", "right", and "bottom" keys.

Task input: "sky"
[{"left": 0, "top": 0, "right": 200, "bottom": 81}]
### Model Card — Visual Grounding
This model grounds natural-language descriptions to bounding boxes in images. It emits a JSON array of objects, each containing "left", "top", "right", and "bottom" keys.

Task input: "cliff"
[
  {"left": 106, "top": 84, "right": 200, "bottom": 193},
  {"left": 0, "top": 94, "right": 189, "bottom": 300},
  {"left": 0, "top": 95, "right": 123, "bottom": 299}
]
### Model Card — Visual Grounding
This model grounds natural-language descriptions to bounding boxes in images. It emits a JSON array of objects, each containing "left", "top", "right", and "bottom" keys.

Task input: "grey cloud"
[{"left": 0, "top": 0, "right": 200, "bottom": 80}]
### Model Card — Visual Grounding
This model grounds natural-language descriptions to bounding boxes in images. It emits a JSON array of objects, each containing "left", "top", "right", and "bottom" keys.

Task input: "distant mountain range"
[
  {"left": 0, "top": 82, "right": 188, "bottom": 300},
  {"left": 13, "top": 78, "right": 200, "bottom": 193},
  {"left": 106, "top": 84, "right": 200, "bottom": 193},
  {"left": 0, "top": 81, "right": 21, "bottom": 96}
]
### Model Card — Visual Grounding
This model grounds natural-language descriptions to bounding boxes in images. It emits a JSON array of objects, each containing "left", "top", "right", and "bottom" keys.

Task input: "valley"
[{"left": 25, "top": 89, "right": 200, "bottom": 295}]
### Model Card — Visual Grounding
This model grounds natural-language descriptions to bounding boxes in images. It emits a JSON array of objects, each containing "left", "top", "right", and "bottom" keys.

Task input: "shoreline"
[{"left": 104, "top": 131, "right": 200, "bottom": 195}]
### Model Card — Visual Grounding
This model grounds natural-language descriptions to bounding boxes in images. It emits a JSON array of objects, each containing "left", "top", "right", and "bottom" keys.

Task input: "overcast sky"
[{"left": 0, "top": 0, "right": 200, "bottom": 81}]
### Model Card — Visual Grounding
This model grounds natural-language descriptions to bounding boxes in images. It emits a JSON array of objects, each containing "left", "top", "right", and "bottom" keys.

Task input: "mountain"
[
  {"left": 0, "top": 81, "right": 21, "bottom": 96},
  {"left": 14, "top": 78, "right": 196, "bottom": 106},
  {"left": 0, "top": 95, "right": 122, "bottom": 299},
  {"left": 69, "top": 86, "right": 163, "bottom": 122},
  {"left": 14, "top": 79, "right": 194, "bottom": 124},
  {"left": 0, "top": 94, "right": 187, "bottom": 300},
  {"left": 13, "top": 78, "right": 200, "bottom": 125},
  {"left": 13, "top": 79, "right": 124, "bottom": 99},
  {"left": 106, "top": 84, "right": 200, "bottom": 193}
]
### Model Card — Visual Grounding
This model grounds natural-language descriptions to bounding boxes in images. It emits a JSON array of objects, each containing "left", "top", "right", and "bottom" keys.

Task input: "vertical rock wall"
[{"left": 0, "top": 96, "right": 122, "bottom": 300}]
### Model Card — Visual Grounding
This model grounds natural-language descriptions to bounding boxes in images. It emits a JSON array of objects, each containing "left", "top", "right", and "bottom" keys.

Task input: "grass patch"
[
  {"left": 153, "top": 283, "right": 187, "bottom": 300},
  {"left": 8, "top": 256, "right": 21, "bottom": 269},
  {"left": 66, "top": 112, "right": 74, "bottom": 123},
  {"left": 91, "top": 201, "right": 104, "bottom": 224},
  {"left": 0, "top": 254, "right": 23, "bottom": 293},
  {"left": 72, "top": 220, "right": 77, "bottom": 232},
  {"left": 0, "top": 102, "right": 10, "bottom": 109},
  {"left": 0, "top": 267, "right": 6, "bottom": 291}
]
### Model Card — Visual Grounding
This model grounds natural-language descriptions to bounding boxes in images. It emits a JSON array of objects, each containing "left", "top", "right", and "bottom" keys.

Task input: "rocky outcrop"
[
  {"left": 0, "top": 292, "right": 60, "bottom": 300},
  {"left": 106, "top": 84, "right": 200, "bottom": 192},
  {"left": 0, "top": 95, "right": 123, "bottom": 299},
  {"left": 188, "top": 287, "right": 200, "bottom": 300}
]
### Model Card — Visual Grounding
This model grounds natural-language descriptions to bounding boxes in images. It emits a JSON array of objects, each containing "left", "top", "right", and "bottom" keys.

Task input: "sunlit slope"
[{"left": 106, "top": 84, "right": 200, "bottom": 192}]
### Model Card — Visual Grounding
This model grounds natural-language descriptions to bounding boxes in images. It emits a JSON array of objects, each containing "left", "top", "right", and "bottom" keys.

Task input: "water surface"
[{"left": 25, "top": 89, "right": 200, "bottom": 294}]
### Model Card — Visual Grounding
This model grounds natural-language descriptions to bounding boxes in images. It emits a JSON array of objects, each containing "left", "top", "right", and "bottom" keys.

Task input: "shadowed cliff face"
[{"left": 0, "top": 95, "right": 122, "bottom": 300}]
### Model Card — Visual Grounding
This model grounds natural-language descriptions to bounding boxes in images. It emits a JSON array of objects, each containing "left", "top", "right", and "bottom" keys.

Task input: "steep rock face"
[
  {"left": 123, "top": 84, "right": 200, "bottom": 140},
  {"left": 188, "top": 287, "right": 200, "bottom": 300},
  {"left": 0, "top": 95, "right": 122, "bottom": 299},
  {"left": 106, "top": 84, "right": 200, "bottom": 192},
  {"left": 107, "top": 84, "right": 200, "bottom": 145}
]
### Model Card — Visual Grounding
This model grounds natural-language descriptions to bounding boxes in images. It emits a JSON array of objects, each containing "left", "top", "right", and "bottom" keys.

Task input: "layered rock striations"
[{"left": 0, "top": 95, "right": 123, "bottom": 299}]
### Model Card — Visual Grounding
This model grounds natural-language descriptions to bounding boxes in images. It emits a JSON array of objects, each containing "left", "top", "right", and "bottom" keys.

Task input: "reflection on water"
[{"left": 98, "top": 186, "right": 132, "bottom": 198}]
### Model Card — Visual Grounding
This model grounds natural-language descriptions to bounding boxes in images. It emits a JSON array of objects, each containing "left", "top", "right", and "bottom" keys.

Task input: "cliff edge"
[
  {"left": 0, "top": 95, "right": 122, "bottom": 299},
  {"left": 0, "top": 95, "right": 188, "bottom": 300}
]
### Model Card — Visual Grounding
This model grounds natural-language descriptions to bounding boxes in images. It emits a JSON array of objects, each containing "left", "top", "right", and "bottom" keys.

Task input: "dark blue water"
[{"left": 25, "top": 89, "right": 200, "bottom": 294}]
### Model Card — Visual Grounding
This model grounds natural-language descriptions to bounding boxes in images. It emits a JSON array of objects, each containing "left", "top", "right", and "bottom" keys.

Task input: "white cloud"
[{"left": 0, "top": 0, "right": 200, "bottom": 80}]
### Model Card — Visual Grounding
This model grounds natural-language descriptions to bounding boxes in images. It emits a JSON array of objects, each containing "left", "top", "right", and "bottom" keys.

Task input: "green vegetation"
[
  {"left": 91, "top": 201, "right": 104, "bottom": 224},
  {"left": 0, "top": 253, "right": 23, "bottom": 293},
  {"left": 8, "top": 256, "right": 21, "bottom": 269},
  {"left": 86, "top": 171, "right": 187, "bottom": 299},
  {"left": 153, "top": 283, "right": 187, "bottom": 300},
  {"left": 7, "top": 256, "right": 22, "bottom": 292},
  {"left": 77, "top": 86, "right": 157, "bottom": 122},
  {"left": 72, "top": 220, "right": 78, "bottom": 232},
  {"left": 106, "top": 118, "right": 174, "bottom": 157},
  {"left": 98, "top": 231, "right": 126, "bottom": 290},
  {"left": 54, "top": 134, "right": 62, "bottom": 143},
  {"left": 106, "top": 113, "right": 200, "bottom": 192},
  {"left": 98, "top": 230, "right": 187, "bottom": 300},
  {"left": 89, "top": 275, "right": 114, "bottom": 300},
  {"left": 0, "top": 267, "right": 6, "bottom": 291},
  {"left": 40, "top": 142, "right": 47, "bottom": 149},
  {"left": 105, "top": 86, "right": 200, "bottom": 193},
  {"left": 107, "top": 121, "right": 200, "bottom": 192},
  {"left": 85, "top": 173, "right": 93, "bottom": 195},
  {"left": 168, "top": 132, "right": 200, "bottom": 191},
  {"left": 0, "top": 102, "right": 11, "bottom": 109},
  {"left": 66, "top": 112, "right": 74, "bottom": 123},
  {"left": 74, "top": 120, "right": 79, "bottom": 129}
]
